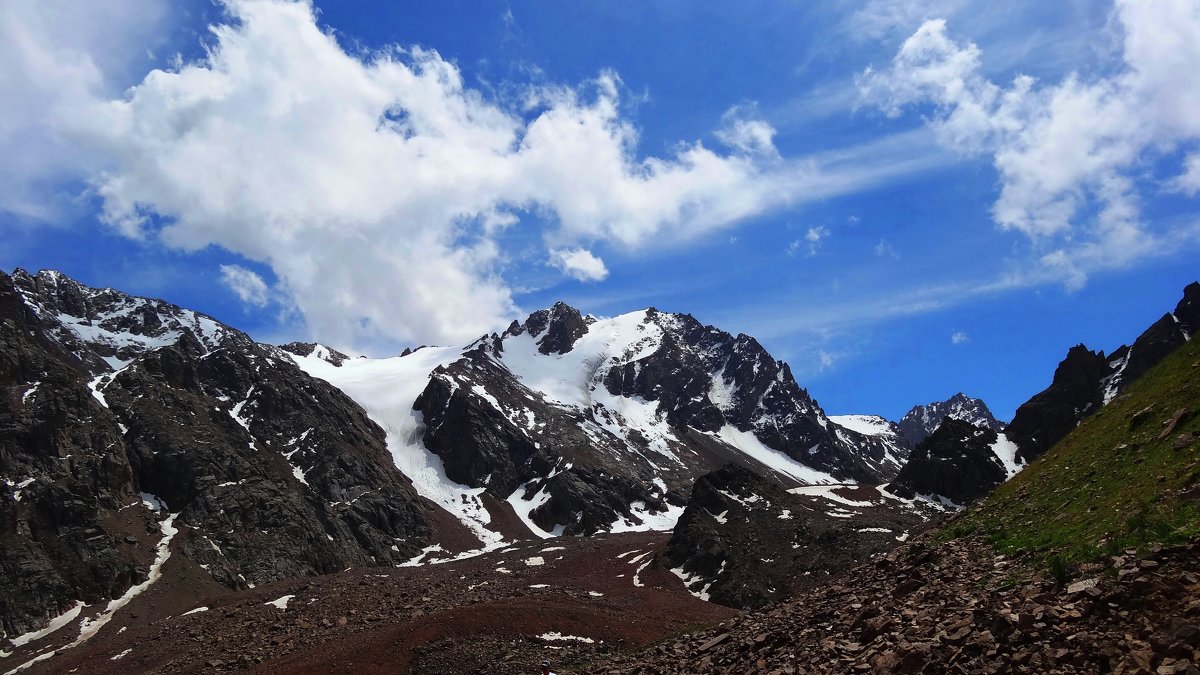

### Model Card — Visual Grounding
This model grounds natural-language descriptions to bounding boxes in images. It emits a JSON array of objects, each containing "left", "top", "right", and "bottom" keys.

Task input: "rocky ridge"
[
  {"left": 887, "top": 418, "right": 1021, "bottom": 507},
  {"left": 292, "top": 301, "right": 917, "bottom": 542}
]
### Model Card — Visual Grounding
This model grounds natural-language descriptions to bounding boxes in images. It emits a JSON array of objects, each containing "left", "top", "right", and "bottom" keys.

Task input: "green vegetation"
[{"left": 946, "top": 335, "right": 1200, "bottom": 569}]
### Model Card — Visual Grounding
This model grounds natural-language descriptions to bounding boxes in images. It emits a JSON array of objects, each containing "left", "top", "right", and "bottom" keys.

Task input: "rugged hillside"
[
  {"left": 896, "top": 392, "right": 1004, "bottom": 448},
  {"left": 663, "top": 464, "right": 936, "bottom": 610},
  {"left": 0, "top": 269, "right": 437, "bottom": 639},
  {"left": 590, "top": 530, "right": 1200, "bottom": 674},
  {"left": 289, "top": 302, "right": 909, "bottom": 541},
  {"left": 949, "top": 323, "right": 1200, "bottom": 564},
  {"left": 887, "top": 418, "right": 1022, "bottom": 507},
  {"left": 1007, "top": 281, "right": 1200, "bottom": 462}
]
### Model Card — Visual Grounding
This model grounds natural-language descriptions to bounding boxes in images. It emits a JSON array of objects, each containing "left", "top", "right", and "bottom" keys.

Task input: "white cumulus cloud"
[
  {"left": 1172, "top": 153, "right": 1200, "bottom": 197},
  {"left": 60, "top": 0, "right": 810, "bottom": 346},
  {"left": 0, "top": 0, "right": 168, "bottom": 221},
  {"left": 549, "top": 248, "right": 609, "bottom": 282},
  {"left": 950, "top": 331, "right": 969, "bottom": 345}
]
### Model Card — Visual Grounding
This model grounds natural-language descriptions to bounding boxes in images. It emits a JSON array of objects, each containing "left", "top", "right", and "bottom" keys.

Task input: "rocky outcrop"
[
  {"left": 887, "top": 418, "right": 1009, "bottom": 506},
  {"left": 897, "top": 392, "right": 1004, "bottom": 448},
  {"left": 1008, "top": 282, "right": 1200, "bottom": 463},
  {"left": 665, "top": 464, "right": 935, "bottom": 610},
  {"left": 1, "top": 269, "right": 435, "bottom": 637},
  {"left": 1005, "top": 345, "right": 1110, "bottom": 463},
  {"left": 503, "top": 301, "right": 592, "bottom": 356}
]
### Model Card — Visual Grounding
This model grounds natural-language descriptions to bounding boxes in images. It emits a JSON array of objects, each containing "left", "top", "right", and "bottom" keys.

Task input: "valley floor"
[{"left": 4, "top": 532, "right": 734, "bottom": 674}]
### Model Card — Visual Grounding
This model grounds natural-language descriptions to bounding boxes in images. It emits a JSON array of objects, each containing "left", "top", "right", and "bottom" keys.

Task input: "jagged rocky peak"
[
  {"left": 503, "top": 301, "right": 592, "bottom": 355},
  {"left": 9, "top": 267, "right": 244, "bottom": 375},
  {"left": 897, "top": 392, "right": 1004, "bottom": 448},
  {"left": 887, "top": 417, "right": 1019, "bottom": 507},
  {"left": 278, "top": 341, "right": 350, "bottom": 366}
]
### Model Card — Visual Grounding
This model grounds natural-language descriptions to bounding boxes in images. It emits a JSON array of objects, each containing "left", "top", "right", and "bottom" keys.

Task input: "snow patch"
[
  {"left": 289, "top": 347, "right": 505, "bottom": 549},
  {"left": 788, "top": 484, "right": 875, "bottom": 508},
  {"left": 6, "top": 601, "right": 85, "bottom": 647},
  {"left": 264, "top": 595, "right": 294, "bottom": 610},
  {"left": 608, "top": 500, "right": 685, "bottom": 533},
  {"left": 632, "top": 560, "right": 652, "bottom": 587},
  {"left": 990, "top": 433, "right": 1024, "bottom": 478},
  {"left": 539, "top": 632, "right": 595, "bottom": 644}
]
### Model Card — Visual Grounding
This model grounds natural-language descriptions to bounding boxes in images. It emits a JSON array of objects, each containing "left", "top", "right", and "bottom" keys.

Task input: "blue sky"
[{"left": 2, "top": 0, "right": 1198, "bottom": 421}]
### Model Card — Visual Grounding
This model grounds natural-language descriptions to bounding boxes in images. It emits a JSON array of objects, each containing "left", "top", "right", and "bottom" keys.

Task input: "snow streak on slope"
[
  {"left": 289, "top": 347, "right": 505, "bottom": 549},
  {"left": 989, "top": 433, "right": 1024, "bottom": 478},
  {"left": 712, "top": 425, "right": 836, "bottom": 485}
]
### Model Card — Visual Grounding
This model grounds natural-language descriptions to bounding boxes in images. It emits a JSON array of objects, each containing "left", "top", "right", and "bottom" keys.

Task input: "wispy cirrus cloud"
[{"left": 858, "top": 0, "right": 1200, "bottom": 289}]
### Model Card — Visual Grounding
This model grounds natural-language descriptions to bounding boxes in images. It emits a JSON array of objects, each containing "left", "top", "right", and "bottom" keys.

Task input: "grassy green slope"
[{"left": 948, "top": 334, "right": 1200, "bottom": 566}]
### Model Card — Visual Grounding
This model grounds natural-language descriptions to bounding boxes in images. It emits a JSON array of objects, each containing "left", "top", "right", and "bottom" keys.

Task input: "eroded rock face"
[
  {"left": 0, "top": 270, "right": 138, "bottom": 638},
  {"left": 887, "top": 418, "right": 1008, "bottom": 506},
  {"left": 664, "top": 464, "right": 934, "bottom": 610},
  {"left": 1, "top": 269, "right": 433, "bottom": 637}
]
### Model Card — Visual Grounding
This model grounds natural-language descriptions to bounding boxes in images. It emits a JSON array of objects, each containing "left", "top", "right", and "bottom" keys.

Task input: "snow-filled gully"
[{"left": 4, "top": 497, "right": 179, "bottom": 675}]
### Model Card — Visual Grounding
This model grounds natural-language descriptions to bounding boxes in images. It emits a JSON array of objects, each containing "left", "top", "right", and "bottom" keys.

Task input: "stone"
[{"left": 1067, "top": 579, "right": 1099, "bottom": 595}]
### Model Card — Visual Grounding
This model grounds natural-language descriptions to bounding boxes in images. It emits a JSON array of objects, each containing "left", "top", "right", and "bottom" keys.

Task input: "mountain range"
[{"left": 2, "top": 268, "right": 1197, "bottom": 673}]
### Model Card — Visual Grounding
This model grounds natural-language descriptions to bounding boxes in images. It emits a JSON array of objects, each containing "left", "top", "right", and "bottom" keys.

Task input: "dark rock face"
[
  {"left": 414, "top": 305, "right": 905, "bottom": 537},
  {"left": 1, "top": 269, "right": 433, "bottom": 637},
  {"left": 888, "top": 418, "right": 1008, "bottom": 506},
  {"left": 1005, "top": 345, "right": 1110, "bottom": 463},
  {"left": 897, "top": 392, "right": 1004, "bottom": 448},
  {"left": 664, "top": 464, "right": 933, "bottom": 610},
  {"left": 0, "top": 270, "right": 138, "bottom": 640},
  {"left": 522, "top": 302, "right": 591, "bottom": 355},
  {"left": 1007, "top": 282, "right": 1200, "bottom": 463}
]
